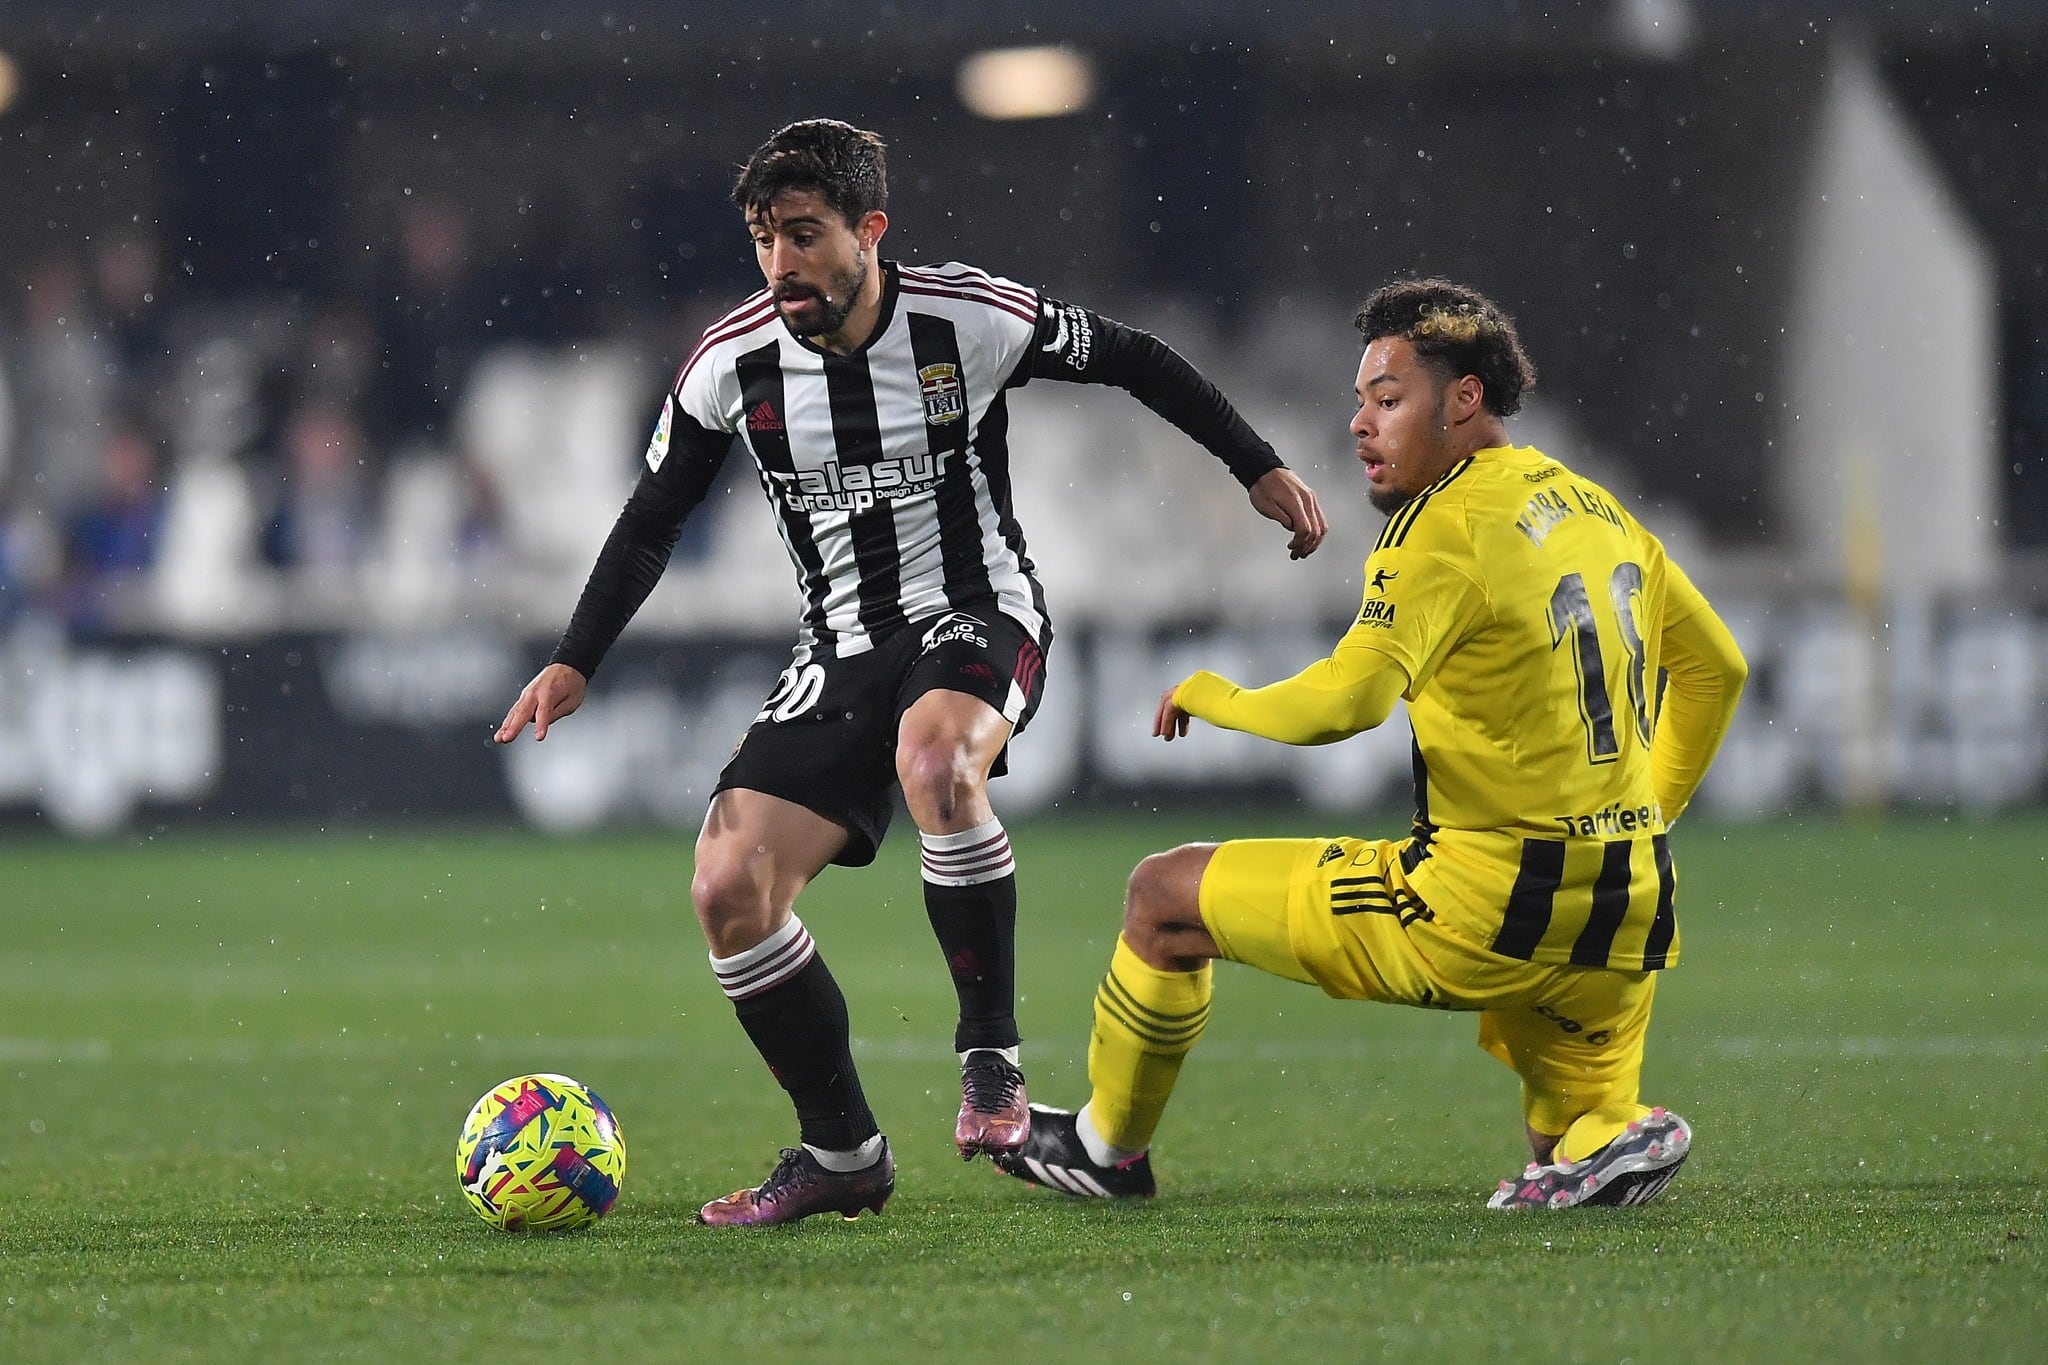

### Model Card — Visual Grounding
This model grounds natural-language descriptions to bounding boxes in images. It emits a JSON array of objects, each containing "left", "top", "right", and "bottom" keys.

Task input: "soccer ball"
[{"left": 456, "top": 1073, "right": 626, "bottom": 1232}]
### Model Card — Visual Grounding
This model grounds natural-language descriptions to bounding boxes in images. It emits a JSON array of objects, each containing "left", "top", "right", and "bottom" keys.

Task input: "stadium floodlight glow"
[
  {"left": 0, "top": 50, "right": 19, "bottom": 118},
  {"left": 957, "top": 46, "right": 1094, "bottom": 121}
]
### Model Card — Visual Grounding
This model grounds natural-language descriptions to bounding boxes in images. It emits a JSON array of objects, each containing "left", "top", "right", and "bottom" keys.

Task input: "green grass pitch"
[{"left": 2, "top": 813, "right": 2043, "bottom": 1361}]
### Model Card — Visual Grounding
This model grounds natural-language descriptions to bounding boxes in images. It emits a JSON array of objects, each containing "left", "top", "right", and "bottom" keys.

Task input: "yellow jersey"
[{"left": 1176, "top": 445, "right": 1745, "bottom": 972}]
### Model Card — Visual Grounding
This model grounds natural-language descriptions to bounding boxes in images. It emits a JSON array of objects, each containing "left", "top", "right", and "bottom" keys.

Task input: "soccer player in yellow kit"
[{"left": 995, "top": 278, "right": 1748, "bottom": 1208}]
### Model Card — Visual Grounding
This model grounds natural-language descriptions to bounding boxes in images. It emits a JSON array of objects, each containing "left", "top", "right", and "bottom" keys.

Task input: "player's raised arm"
[{"left": 1020, "top": 298, "right": 1327, "bottom": 559}]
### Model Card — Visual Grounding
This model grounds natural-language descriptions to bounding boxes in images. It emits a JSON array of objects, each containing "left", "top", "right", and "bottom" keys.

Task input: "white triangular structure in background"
[
  {"left": 1785, "top": 36, "right": 1998, "bottom": 598},
  {"left": 1780, "top": 40, "right": 1999, "bottom": 806}
]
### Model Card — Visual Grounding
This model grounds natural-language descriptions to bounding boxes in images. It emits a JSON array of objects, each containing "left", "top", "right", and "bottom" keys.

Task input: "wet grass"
[{"left": 1, "top": 814, "right": 2043, "bottom": 1361}]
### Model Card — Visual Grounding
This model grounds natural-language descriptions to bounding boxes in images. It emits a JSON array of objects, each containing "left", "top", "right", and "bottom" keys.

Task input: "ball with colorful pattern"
[{"left": 456, "top": 1074, "right": 625, "bottom": 1232}]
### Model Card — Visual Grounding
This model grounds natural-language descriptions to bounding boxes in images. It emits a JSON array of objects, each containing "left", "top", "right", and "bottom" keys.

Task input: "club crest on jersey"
[
  {"left": 920, "top": 612, "right": 990, "bottom": 653},
  {"left": 919, "top": 363, "right": 965, "bottom": 426},
  {"left": 646, "top": 396, "right": 674, "bottom": 472}
]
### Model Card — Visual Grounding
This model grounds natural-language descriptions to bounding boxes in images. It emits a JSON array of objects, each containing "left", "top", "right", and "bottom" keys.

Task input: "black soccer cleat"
[
  {"left": 955, "top": 1050, "right": 1030, "bottom": 1160},
  {"left": 992, "top": 1104, "right": 1156, "bottom": 1199},
  {"left": 1487, "top": 1108, "right": 1692, "bottom": 1210},
  {"left": 697, "top": 1141, "right": 895, "bottom": 1226}
]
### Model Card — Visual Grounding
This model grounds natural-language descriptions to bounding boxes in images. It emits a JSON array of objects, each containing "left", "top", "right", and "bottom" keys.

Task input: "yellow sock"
[
  {"left": 1084, "top": 935, "right": 1212, "bottom": 1154},
  {"left": 1556, "top": 1101, "right": 1655, "bottom": 1164}
]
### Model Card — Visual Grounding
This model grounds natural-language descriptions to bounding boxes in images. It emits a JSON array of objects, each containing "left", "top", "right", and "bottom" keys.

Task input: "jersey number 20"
[
  {"left": 756, "top": 663, "right": 826, "bottom": 724},
  {"left": 1547, "top": 564, "right": 1652, "bottom": 764}
]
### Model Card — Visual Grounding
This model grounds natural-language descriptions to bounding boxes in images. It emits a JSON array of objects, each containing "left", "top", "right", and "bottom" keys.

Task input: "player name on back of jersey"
[
  {"left": 1552, "top": 800, "right": 1663, "bottom": 838},
  {"left": 1514, "top": 476, "right": 1626, "bottom": 548},
  {"left": 767, "top": 452, "right": 946, "bottom": 513}
]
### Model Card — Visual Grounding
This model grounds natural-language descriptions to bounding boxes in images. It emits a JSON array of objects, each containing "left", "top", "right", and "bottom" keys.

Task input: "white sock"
[
  {"left": 920, "top": 817, "right": 1015, "bottom": 886},
  {"left": 709, "top": 916, "right": 815, "bottom": 1001},
  {"left": 959, "top": 1045, "right": 1020, "bottom": 1066},
  {"left": 804, "top": 1133, "right": 886, "bottom": 1172},
  {"left": 1078, "top": 1103, "right": 1141, "bottom": 1168}
]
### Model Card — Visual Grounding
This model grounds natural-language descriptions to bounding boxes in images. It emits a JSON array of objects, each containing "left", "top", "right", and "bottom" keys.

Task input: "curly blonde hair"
[{"left": 1354, "top": 279, "right": 1535, "bottom": 417}]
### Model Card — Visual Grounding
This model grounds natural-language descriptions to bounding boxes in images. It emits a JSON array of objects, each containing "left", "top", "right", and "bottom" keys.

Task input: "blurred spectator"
[
  {"left": 58, "top": 417, "right": 167, "bottom": 632},
  {"left": 298, "top": 303, "right": 379, "bottom": 413},
  {"left": 89, "top": 228, "right": 174, "bottom": 394},
  {"left": 0, "top": 508, "right": 58, "bottom": 625},
  {"left": 262, "top": 399, "right": 371, "bottom": 583},
  {"left": 367, "top": 196, "right": 496, "bottom": 460},
  {"left": 69, "top": 419, "right": 165, "bottom": 572},
  {"left": 12, "top": 250, "right": 116, "bottom": 527}
]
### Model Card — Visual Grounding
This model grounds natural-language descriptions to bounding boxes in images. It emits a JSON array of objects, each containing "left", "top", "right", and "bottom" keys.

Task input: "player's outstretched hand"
[
  {"left": 495, "top": 663, "right": 589, "bottom": 744},
  {"left": 1248, "top": 468, "right": 1328, "bottom": 560},
  {"left": 1153, "top": 684, "right": 1193, "bottom": 741}
]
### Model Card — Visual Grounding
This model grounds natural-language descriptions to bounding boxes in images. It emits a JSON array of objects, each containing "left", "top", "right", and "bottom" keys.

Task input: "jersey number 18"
[{"left": 1548, "top": 564, "right": 1652, "bottom": 765}]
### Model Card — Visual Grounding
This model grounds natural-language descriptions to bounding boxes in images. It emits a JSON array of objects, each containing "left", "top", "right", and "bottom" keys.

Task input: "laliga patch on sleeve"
[{"left": 645, "top": 395, "right": 674, "bottom": 472}]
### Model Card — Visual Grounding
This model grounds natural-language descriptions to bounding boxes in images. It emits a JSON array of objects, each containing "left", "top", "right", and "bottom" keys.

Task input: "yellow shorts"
[{"left": 1197, "top": 836, "right": 1658, "bottom": 1138}]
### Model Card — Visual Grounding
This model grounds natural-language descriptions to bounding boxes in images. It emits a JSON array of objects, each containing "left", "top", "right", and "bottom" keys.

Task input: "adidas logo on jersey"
[{"left": 747, "top": 400, "right": 785, "bottom": 433}]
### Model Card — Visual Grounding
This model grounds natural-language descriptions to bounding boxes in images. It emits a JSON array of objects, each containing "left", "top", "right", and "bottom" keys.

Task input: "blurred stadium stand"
[{"left": 1, "top": 4, "right": 2045, "bottom": 829}]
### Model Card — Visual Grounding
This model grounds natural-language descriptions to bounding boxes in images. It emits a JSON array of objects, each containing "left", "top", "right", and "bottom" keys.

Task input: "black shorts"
[{"left": 714, "top": 605, "right": 1051, "bottom": 867}]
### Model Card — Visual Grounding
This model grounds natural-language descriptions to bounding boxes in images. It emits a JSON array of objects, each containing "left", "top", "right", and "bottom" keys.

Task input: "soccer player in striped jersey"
[
  {"left": 494, "top": 120, "right": 1328, "bottom": 1225},
  {"left": 996, "top": 278, "right": 1747, "bottom": 1209}
]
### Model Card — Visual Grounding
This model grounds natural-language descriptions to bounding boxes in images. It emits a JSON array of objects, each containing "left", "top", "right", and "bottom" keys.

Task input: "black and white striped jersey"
[
  {"left": 552, "top": 260, "right": 1285, "bottom": 675},
  {"left": 669, "top": 261, "right": 1046, "bottom": 657}
]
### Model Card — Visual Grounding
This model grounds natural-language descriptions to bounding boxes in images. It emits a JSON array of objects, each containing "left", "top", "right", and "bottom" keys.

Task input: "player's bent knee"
[
  {"left": 1123, "top": 853, "right": 1169, "bottom": 930},
  {"left": 689, "top": 852, "right": 777, "bottom": 945},
  {"left": 1124, "top": 846, "right": 1211, "bottom": 939},
  {"left": 895, "top": 741, "right": 983, "bottom": 823}
]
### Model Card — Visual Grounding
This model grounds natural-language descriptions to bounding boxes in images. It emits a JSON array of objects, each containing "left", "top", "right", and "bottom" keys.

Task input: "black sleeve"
[
  {"left": 1010, "top": 297, "right": 1285, "bottom": 489},
  {"left": 550, "top": 403, "right": 733, "bottom": 678}
]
